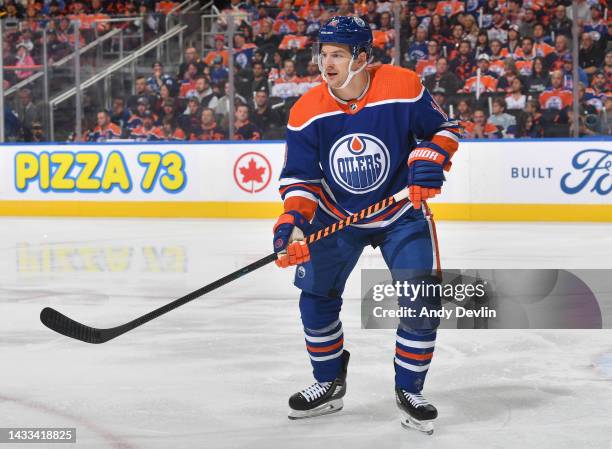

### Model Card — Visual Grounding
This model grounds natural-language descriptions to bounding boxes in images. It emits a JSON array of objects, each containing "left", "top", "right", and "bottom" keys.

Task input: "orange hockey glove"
[{"left": 273, "top": 211, "right": 312, "bottom": 268}]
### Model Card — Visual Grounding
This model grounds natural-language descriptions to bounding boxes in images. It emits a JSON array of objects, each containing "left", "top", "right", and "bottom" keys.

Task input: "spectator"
[
  {"left": 233, "top": 104, "right": 261, "bottom": 140},
  {"left": 539, "top": 70, "right": 572, "bottom": 112},
  {"left": 518, "top": 8, "right": 537, "bottom": 38},
  {"left": 210, "top": 57, "right": 230, "bottom": 85},
  {"left": 130, "top": 111, "right": 164, "bottom": 141},
  {"left": 487, "top": 11, "right": 508, "bottom": 44},
  {"left": 364, "top": 0, "right": 381, "bottom": 30},
  {"left": 449, "top": 40, "right": 475, "bottom": 82},
  {"left": 233, "top": 33, "right": 257, "bottom": 70},
  {"left": 518, "top": 112, "right": 544, "bottom": 138},
  {"left": 204, "top": 35, "right": 229, "bottom": 67},
  {"left": 463, "top": 108, "right": 500, "bottom": 138},
  {"left": 160, "top": 117, "right": 186, "bottom": 141},
  {"left": 88, "top": 110, "right": 122, "bottom": 142},
  {"left": 424, "top": 57, "right": 461, "bottom": 97},
  {"left": 179, "top": 97, "right": 202, "bottom": 136},
  {"left": 566, "top": 0, "right": 593, "bottom": 25},
  {"left": 497, "top": 65, "right": 524, "bottom": 94},
  {"left": 190, "top": 108, "right": 226, "bottom": 141},
  {"left": 214, "top": 81, "right": 247, "bottom": 118},
  {"left": 127, "top": 98, "right": 155, "bottom": 131},
  {"left": 184, "top": 76, "right": 217, "bottom": 108},
  {"left": 335, "top": 0, "right": 352, "bottom": 17},
  {"left": 415, "top": 41, "right": 440, "bottom": 78},
  {"left": 532, "top": 23, "right": 554, "bottom": 50},
  {"left": 271, "top": 59, "right": 303, "bottom": 99},
  {"left": 488, "top": 98, "right": 517, "bottom": 136},
  {"left": 3, "top": 105, "right": 21, "bottom": 141},
  {"left": 605, "top": 51, "right": 612, "bottom": 90},
  {"left": 403, "top": 13, "right": 421, "bottom": 42},
  {"left": 304, "top": 3, "right": 326, "bottom": 36},
  {"left": 146, "top": 61, "right": 178, "bottom": 96},
  {"left": 46, "top": 30, "right": 71, "bottom": 63},
  {"left": 110, "top": 97, "right": 130, "bottom": 131},
  {"left": 13, "top": 87, "right": 41, "bottom": 140},
  {"left": 602, "top": 98, "right": 612, "bottom": 135},
  {"left": 550, "top": 5, "right": 572, "bottom": 39},
  {"left": 455, "top": 99, "right": 473, "bottom": 122},
  {"left": 250, "top": 87, "right": 283, "bottom": 136},
  {"left": 428, "top": 14, "right": 449, "bottom": 46},
  {"left": 301, "top": 61, "right": 323, "bottom": 85},
  {"left": 273, "top": 0, "right": 299, "bottom": 35},
  {"left": 583, "top": 5, "right": 608, "bottom": 50},
  {"left": 406, "top": 25, "right": 428, "bottom": 63},
  {"left": 153, "top": 84, "right": 175, "bottom": 116},
  {"left": 527, "top": 55, "right": 548, "bottom": 95},
  {"left": 14, "top": 43, "right": 36, "bottom": 79},
  {"left": 579, "top": 32, "right": 604, "bottom": 77},
  {"left": 128, "top": 77, "right": 156, "bottom": 112},
  {"left": 514, "top": 36, "right": 536, "bottom": 61},
  {"left": 178, "top": 46, "right": 206, "bottom": 79},
  {"left": 431, "top": 86, "right": 450, "bottom": 116},
  {"left": 463, "top": 55, "right": 498, "bottom": 94},
  {"left": 584, "top": 72, "right": 607, "bottom": 113},
  {"left": 474, "top": 31, "right": 491, "bottom": 58},
  {"left": 505, "top": 78, "right": 527, "bottom": 110},
  {"left": 30, "top": 121, "right": 47, "bottom": 142},
  {"left": 158, "top": 99, "right": 178, "bottom": 126},
  {"left": 250, "top": 61, "right": 269, "bottom": 93},
  {"left": 549, "top": 34, "right": 570, "bottom": 71},
  {"left": 254, "top": 19, "right": 280, "bottom": 58},
  {"left": 178, "top": 62, "right": 200, "bottom": 97},
  {"left": 506, "top": 24, "right": 521, "bottom": 55},
  {"left": 561, "top": 55, "right": 588, "bottom": 91}
]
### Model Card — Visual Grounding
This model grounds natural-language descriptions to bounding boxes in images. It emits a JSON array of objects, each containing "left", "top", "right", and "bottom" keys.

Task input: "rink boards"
[{"left": 0, "top": 138, "right": 610, "bottom": 221}]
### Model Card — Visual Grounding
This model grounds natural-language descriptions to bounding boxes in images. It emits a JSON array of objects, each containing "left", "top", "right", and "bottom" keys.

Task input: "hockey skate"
[
  {"left": 288, "top": 350, "right": 350, "bottom": 420},
  {"left": 395, "top": 387, "right": 438, "bottom": 435}
]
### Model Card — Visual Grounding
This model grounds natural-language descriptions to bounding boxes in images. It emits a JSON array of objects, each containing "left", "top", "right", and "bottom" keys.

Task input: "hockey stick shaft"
[{"left": 40, "top": 189, "right": 409, "bottom": 344}]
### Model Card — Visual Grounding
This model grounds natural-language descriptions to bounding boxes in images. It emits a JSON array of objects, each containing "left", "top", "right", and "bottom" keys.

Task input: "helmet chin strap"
[
  {"left": 337, "top": 58, "right": 367, "bottom": 89},
  {"left": 318, "top": 55, "right": 367, "bottom": 90}
]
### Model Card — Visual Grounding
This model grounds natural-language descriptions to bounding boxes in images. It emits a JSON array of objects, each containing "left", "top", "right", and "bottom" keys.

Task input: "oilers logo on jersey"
[
  {"left": 279, "top": 64, "right": 461, "bottom": 228},
  {"left": 329, "top": 134, "right": 390, "bottom": 193}
]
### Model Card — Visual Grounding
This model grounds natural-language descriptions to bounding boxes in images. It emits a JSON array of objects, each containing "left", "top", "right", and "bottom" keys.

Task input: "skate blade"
[
  {"left": 399, "top": 411, "right": 434, "bottom": 435},
  {"left": 288, "top": 399, "right": 343, "bottom": 420}
]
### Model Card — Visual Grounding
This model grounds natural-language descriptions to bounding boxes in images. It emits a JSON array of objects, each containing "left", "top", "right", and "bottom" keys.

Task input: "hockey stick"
[{"left": 40, "top": 189, "right": 409, "bottom": 344}]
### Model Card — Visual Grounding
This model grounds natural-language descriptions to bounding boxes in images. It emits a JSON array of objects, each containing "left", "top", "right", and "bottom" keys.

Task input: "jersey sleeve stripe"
[
  {"left": 279, "top": 183, "right": 322, "bottom": 197},
  {"left": 279, "top": 177, "right": 322, "bottom": 186},
  {"left": 284, "top": 190, "right": 318, "bottom": 203}
]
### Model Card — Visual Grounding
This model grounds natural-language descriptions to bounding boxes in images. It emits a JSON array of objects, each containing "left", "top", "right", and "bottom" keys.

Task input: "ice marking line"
[{"left": 0, "top": 394, "right": 134, "bottom": 449}]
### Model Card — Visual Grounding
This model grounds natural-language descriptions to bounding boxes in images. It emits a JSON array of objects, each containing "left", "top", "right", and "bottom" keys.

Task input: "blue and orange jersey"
[
  {"left": 280, "top": 64, "right": 461, "bottom": 228},
  {"left": 87, "top": 123, "right": 122, "bottom": 142},
  {"left": 539, "top": 87, "right": 572, "bottom": 110},
  {"left": 129, "top": 125, "right": 165, "bottom": 141}
]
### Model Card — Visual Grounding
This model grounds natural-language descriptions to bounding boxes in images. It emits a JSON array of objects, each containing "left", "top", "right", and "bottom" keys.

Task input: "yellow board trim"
[{"left": 0, "top": 201, "right": 610, "bottom": 221}]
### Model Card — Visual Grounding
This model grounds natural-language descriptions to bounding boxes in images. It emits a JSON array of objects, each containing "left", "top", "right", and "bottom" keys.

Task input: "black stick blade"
[{"left": 40, "top": 307, "right": 106, "bottom": 344}]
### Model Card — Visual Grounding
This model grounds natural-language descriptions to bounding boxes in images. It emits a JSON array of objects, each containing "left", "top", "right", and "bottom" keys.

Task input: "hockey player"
[{"left": 272, "top": 16, "right": 461, "bottom": 434}]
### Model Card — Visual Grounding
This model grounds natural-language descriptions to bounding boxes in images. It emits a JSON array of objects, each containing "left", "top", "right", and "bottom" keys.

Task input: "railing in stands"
[
  {"left": 3, "top": 26, "right": 123, "bottom": 98},
  {"left": 48, "top": 24, "right": 188, "bottom": 141}
]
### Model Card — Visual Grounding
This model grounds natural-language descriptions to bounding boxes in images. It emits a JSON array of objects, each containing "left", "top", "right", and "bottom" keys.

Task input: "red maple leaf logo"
[{"left": 239, "top": 158, "right": 266, "bottom": 192}]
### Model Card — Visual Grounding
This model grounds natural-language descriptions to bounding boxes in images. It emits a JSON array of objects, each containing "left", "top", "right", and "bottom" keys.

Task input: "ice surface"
[{"left": 1, "top": 218, "right": 611, "bottom": 449}]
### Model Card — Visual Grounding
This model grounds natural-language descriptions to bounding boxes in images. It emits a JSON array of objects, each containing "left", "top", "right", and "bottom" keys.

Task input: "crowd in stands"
[{"left": 2, "top": 0, "right": 611, "bottom": 141}]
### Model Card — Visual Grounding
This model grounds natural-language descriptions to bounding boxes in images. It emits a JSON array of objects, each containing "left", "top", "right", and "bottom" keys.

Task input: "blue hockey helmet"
[
  {"left": 317, "top": 16, "right": 373, "bottom": 59},
  {"left": 315, "top": 16, "right": 373, "bottom": 88}
]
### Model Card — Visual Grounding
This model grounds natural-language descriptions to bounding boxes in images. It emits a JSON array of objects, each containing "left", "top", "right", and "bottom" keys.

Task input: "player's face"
[{"left": 320, "top": 44, "right": 353, "bottom": 89}]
